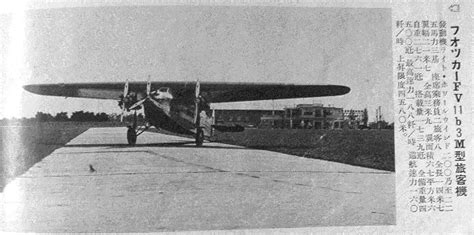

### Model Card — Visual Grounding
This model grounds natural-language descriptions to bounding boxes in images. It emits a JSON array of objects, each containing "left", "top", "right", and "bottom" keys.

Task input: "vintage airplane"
[{"left": 23, "top": 80, "right": 350, "bottom": 146}]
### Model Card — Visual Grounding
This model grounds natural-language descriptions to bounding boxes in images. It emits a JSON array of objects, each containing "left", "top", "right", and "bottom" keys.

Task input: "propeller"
[
  {"left": 194, "top": 79, "right": 201, "bottom": 126},
  {"left": 120, "top": 80, "right": 129, "bottom": 122},
  {"left": 128, "top": 77, "right": 152, "bottom": 110},
  {"left": 128, "top": 98, "right": 146, "bottom": 110},
  {"left": 146, "top": 77, "right": 151, "bottom": 96}
]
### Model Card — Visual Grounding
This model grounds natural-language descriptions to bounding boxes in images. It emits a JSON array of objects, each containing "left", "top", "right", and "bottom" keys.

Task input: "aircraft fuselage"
[{"left": 130, "top": 88, "right": 213, "bottom": 137}]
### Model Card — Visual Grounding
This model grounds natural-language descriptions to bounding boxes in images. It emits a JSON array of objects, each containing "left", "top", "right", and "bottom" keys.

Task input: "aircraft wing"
[{"left": 23, "top": 81, "right": 350, "bottom": 103}]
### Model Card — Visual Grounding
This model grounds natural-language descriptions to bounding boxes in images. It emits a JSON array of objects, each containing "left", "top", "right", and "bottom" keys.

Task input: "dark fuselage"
[{"left": 142, "top": 95, "right": 212, "bottom": 137}]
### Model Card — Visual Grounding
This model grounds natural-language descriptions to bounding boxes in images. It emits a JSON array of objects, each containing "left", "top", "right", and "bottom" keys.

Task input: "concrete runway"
[{"left": 0, "top": 127, "right": 394, "bottom": 232}]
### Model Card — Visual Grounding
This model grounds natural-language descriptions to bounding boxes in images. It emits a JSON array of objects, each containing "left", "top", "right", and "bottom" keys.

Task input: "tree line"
[
  {"left": 34, "top": 111, "right": 111, "bottom": 122},
  {"left": 30, "top": 111, "right": 145, "bottom": 123}
]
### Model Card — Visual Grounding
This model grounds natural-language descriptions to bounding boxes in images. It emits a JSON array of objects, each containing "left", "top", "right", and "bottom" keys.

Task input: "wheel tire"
[
  {"left": 127, "top": 127, "right": 137, "bottom": 145},
  {"left": 195, "top": 128, "right": 204, "bottom": 147}
]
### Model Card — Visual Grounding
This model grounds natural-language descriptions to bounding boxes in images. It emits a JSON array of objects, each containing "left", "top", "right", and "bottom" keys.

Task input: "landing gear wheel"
[
  {"left": 195, "top": 127, "right": 204, "bottom": 147},
  {"left": 127, "top": 126, "right": 137, "bottom": 145}
]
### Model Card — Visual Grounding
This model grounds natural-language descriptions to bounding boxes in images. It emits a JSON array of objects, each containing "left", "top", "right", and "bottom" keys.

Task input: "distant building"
[
  {"left": 343, "top": 109, "right": 365, "bottom": 122},
  {"left": 343, "top": 109, "right": 366, "bottom": 128},
  {"left": 260, "top": 114, "right": 285, "bottom": 129},
  {"left": 213, "top": 109, "right": 284, "bottom": 128},
  {"left": 283, "top": 104, "right": 344, "bottom": 129},
  {"left": 213, "top": 104, "right": 346, "bottom": 130}
]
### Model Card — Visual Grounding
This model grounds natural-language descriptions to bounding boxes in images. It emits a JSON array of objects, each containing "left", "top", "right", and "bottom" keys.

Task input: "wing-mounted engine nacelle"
[
  {"left": 118, "top": 93, "right": 140, "bottom": 111},
  {"left": 151, "top": 87, "right": 173, "bottom": 100}
]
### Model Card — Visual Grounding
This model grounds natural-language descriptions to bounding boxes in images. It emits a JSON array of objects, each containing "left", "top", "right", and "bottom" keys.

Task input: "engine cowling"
[{"left": 118, "top": 93, "right": 140, "bottom": 111}]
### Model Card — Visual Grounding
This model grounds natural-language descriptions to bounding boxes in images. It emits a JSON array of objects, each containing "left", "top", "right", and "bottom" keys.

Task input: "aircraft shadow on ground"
[{"left": 63, "top": 141, "right": 247, "bottom": 150}]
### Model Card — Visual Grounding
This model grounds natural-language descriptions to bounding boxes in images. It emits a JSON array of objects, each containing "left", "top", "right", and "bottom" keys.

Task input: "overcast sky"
[{"left": 0, "top": 5, "right": 393, "bottom": 122}]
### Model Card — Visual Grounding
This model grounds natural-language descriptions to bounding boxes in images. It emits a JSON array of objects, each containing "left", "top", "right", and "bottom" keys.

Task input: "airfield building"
[
  {"left": 213, "top": 109, "right": 284, "bottom": 128},
  {"left": 213, "top": 104, "right": 345, "bottom": 129},
  {"left": 343, "top": 109, "right": 366, "bottom": 128},
  {"left": 343, "top": 109, "right": 365, "bottom": 122},
  {"left": 282, "top": 104, "right": 344, "bottom": 129}
]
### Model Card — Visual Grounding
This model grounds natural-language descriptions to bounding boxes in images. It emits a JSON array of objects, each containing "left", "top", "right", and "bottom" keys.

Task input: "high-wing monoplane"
[{"left": 24, "top": 80, "right": 350, "bottom": 146}]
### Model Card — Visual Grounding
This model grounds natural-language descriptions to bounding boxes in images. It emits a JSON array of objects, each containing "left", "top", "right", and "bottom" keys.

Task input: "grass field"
[
  {"left": 213, "top": 129, "right": 395, "bottom": 172},
  {"left": 0, "top": 121, "right": 122, "bottom": 191}
]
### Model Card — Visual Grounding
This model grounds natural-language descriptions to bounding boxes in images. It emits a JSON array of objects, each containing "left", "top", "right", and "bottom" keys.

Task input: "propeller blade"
[
  {"left": 121, "top": 80, "right": 129, "bottom": 122},
  {"left": 146, "top": 76, "right": 151, "bottom": 96},
  {"left": 194, "top": 80, "right": 200, "bottom": 126},
  {"left": 129, "top": 98, "right": 147, "bottom": 110},
  {"left": 124, "top": 80, "right": 129, "bottom": 96},
  {"left": 195, "top": 79, "right": 200, "bottom": 98}
]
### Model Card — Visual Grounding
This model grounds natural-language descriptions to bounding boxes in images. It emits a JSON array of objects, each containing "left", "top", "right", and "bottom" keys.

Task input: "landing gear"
[
  {"left": 125, "top": 110, "right": 150, "bottom": 146},
  {"left": 195, "top": 127, "right": 204, "bottom": 147},
  {"left": 127, "top": 126, "right": 137, "bottom": 145}
]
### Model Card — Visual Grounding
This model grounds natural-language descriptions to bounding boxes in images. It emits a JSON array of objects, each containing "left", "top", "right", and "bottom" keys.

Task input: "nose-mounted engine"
[
  {"left": 150, "top": 87, "right": 173, "bottom": 100},
  {"left": 118, "top": 81, "right": 173, "bottom": 114}
]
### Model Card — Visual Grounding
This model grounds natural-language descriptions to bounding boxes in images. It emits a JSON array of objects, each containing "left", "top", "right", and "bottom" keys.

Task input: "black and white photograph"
[{"left": 0, "top": 2, "right": 397, "bottom": 232}]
